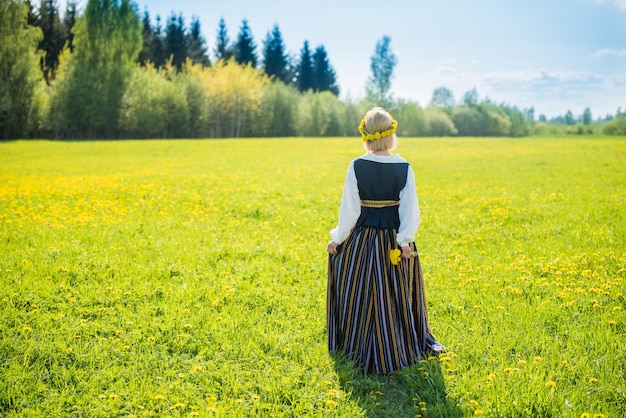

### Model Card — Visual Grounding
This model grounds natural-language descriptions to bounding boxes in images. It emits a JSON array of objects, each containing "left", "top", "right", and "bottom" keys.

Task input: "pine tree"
[
  {"left": 62, "top": 0, "right": 76, "bottom": 53},
  {"left": 164, "top": 12, "right": 187, "bottom": 70},
  {"left": 234, "top": 19, "right": 257, "bottom": 67},
  {"left": 262, "top": 24, "right": 288, "bottom": 83},
  {"left": 312, "top": 45, "right": 339, "bottom": 95},
  {"left": 187, "top": 15, "right": 210, "bottom": 67},
  {"left": 36, "top": 0, "right": 66, "bottom": 83},
  {"left": 296, "top": 40, "right": 314, "bottom": 92},
  {"left": 152, "top": 15, "right": 165, "bottom": 67},
  {"left": 214, "top": 17, "right": 233, "bottom": 61},
  {"left": 138, "top": 10, "right": 156, "bottom": 66},
  {"left": 25, "top": 0, "right": 38, "bottom": 26}
]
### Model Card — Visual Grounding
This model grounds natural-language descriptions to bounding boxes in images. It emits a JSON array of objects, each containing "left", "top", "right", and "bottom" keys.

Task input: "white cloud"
[
  {"left": 431, "top": 66, "right": 456, "bottom": 75},
  {"left": 592, "top": 0, "right": 626, "bottom": 9},
  {"left": 398, "top": 67, "right": 626, "bottom": 117},
  {"left": 591, "top": 48, "right": 626, "bottom": 58}
]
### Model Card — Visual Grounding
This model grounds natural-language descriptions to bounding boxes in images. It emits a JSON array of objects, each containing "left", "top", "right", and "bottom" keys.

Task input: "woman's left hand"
[{"left": 327, "top": 241, "right": 338, "bottom": 254}]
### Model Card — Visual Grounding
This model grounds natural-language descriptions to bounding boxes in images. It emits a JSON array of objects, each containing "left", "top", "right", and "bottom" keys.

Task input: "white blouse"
[{"left": 330, "top": 152, "right": 421, "bottom": 246}]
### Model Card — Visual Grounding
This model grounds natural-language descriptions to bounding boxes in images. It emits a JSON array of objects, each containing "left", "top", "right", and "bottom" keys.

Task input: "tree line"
[{"left": 1, "top": 0, "right": 624, "bottom": 140}]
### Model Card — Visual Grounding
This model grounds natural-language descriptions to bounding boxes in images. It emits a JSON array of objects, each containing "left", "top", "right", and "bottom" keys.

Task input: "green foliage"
[
  {"left": 452, "top": 106, "right": 486, "bottom": 136},
  {"left": 0, "top": 0, "right": 43, "bottom": 139},
  {"left": 201, "top": 59, "right": 270, "bottom": 138},
  {"left": 365, "top": 35, "right": 396, "bottom": 108},
  {"left": 602, "top": 115, "right": 626, "bottom": 135},
  {"left": 424, "top": 108, "right": 457, "bottom": 137},
  {"left": 119, "top": 64, "right": 190, "bottom": 138},
  {"left": 259, "top": 81, "right": 299, "bottom": 137},
  {"left": 0, "top": 137, "right": 624, "bottom": 417},
  {"left": 48, "top": 0, "right": 142, "bottom": 138},
  {"left": 393, "top": 100, "right": 428, "bottom": 137}
]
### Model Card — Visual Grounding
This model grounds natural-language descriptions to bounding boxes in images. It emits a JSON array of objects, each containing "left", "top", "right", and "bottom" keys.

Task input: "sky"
[{"left": 61, "top": 0, "right": 626, "bottom": 119}]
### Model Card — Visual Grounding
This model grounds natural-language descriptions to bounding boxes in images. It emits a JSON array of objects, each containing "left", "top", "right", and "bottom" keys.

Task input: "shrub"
[{"left": 424, "top": 108, "right": 457, "bottom": 136}]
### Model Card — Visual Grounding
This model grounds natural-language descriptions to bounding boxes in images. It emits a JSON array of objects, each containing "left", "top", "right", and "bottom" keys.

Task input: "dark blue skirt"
[{"left": 327, "top": 226, "right": 443, "bottom": 374}]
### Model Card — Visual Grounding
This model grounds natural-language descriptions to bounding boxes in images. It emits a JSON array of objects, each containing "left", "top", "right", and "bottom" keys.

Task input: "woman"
[{"left": 326, "top": 107, "right": 443, "bottom": 375}]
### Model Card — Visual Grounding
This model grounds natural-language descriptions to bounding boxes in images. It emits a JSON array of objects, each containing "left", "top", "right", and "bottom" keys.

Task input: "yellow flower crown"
[{"left": 359, "top": 117, "right": 398, "bottom": 142}]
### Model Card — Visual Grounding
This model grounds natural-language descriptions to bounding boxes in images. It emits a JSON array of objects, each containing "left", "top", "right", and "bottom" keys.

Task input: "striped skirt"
[{"left": 327, "top": 226, "right": 443, "bottom": 375}]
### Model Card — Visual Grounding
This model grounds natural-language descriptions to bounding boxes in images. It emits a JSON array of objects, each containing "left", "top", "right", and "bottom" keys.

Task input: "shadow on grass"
[{"left": 333, "top": 355, "right": 462, "bottom": 417}]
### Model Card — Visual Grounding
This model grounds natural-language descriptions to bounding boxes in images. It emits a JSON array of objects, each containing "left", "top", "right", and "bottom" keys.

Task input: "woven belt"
[{"left": 360, "top": 200, "right": 400, "bottom": 208}]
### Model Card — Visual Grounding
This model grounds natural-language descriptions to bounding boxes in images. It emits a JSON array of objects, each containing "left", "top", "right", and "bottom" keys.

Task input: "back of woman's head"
[{"left": 360, "top": 107, "right": 397, "bottom": 152}]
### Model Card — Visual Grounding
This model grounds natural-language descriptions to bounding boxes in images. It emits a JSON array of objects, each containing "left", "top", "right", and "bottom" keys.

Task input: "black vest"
[{"left": 353, "top": 158, "right": 409, "bottom": 229}]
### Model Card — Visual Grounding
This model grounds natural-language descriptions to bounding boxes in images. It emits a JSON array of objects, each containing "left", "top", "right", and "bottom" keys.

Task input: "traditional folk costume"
[{"left": 327, "top": 151, "right": 443, "bottom": 375}]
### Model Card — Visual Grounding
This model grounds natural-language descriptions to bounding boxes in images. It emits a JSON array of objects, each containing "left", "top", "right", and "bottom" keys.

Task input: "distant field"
[{"left": 1, "top": 136, "right": 624, "bottom": 417}]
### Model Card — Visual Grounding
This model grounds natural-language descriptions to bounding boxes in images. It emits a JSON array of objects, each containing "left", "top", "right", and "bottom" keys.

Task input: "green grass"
[{"left": 1, "top": 136, "right": 624, "bottom": 417}]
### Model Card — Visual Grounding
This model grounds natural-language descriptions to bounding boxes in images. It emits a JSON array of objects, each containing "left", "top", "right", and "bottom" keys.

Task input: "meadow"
[{"left": 0, "top": 136, "right": 624, "bottom": 417}]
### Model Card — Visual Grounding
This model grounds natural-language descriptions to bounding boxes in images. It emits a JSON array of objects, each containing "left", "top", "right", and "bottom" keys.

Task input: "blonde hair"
[{"left": 361, "top": 107, "right": 398, "bottom": 152}]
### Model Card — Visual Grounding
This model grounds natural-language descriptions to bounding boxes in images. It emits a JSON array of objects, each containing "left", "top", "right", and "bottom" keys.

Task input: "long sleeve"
[
  {"left": 396, "top": 166, "right": 420, "bottom": 246},
  {"left": 330, "top": 162, "right": 361, "bottom": 244}
]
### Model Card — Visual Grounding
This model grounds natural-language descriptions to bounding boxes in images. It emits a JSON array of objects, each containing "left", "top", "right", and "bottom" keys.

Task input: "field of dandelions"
[{"left": 1, "top": 136, "right": 624, "bottom": 417}]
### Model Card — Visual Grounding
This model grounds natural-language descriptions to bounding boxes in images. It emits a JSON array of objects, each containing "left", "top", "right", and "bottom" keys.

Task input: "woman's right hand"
[{"left": 327, "top": 241, "right": 338, "bottom": 254}]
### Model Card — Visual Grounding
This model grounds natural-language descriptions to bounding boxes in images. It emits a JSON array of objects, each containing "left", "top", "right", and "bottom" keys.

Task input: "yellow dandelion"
[
  {"left": 389, "top": 249, "right": 401, "bottom": 265},
  {"left": 66, "top": 348, "right": 73, "bottom": 354},
  {"left": 1, "top": 298, "right": 8, "bottom": 303},
  {"left": 518, "top": 359, "right": 527, "bottom": 366},
  {"left": 184, "top": 323, "right": 193, "bottom": 329},
  {"left": 211, "top": 299, "right": 220, "bottom": 307},
  {"left": 470, "top": 400, "right": 479, "bottom": 406},
  {"left": 580, "top": 414, "right": 590, "bottom": 418},
  {"left": 325, "top": 400, "right": 338, "bottom": 408},
  {"left": 108, "top": 393, "right": 118, "bottom": 399},
  {"left": 533, "top": 356, "right": 543, "bottom": 361},
  {"left": 188, "top": 412, "right": 200, "bottom": 417},
  {"left": 474, "top": 410, "right": 484, "bottom": 416},
  {"left": 283, "top": 347, "right": 291, "bottom": 354},
  {"left": 589, "top": 377, "right": 598, "bottom": 384},
  {"left": 235, "top": 399, "right": 243, "bottom": 404},
  {"left": 608, "top": 320, "right": 616, "bottom": 325},
  {"left": 422, "top": 372, "right": 429, "bottom": 378},
  {"left": 154, "top": 394, "right": 165, "bottom": 400},
  {"left": 486, "top": 374, "right": 496, "bottom": 381},
  {"left": 546, "top": 380, "right": 556, "bottom": 388},
  {"left": 593, "top": 414, "right": 605, "bottom": 418},
  {"left": 98, "top": 394, "right": 107, "bottom": 400},
  {"left": 22, "top": 326, "right": 32, "bottom": 333},
  {"left": 251, "top": 394, "right": 260, "bottom": 400}
]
